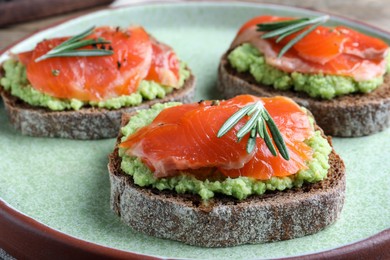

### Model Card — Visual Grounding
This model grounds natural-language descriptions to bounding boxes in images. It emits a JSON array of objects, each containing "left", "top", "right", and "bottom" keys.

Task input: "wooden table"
[{"left": 0, "top": 0, "right": 389, "bottom": 52}]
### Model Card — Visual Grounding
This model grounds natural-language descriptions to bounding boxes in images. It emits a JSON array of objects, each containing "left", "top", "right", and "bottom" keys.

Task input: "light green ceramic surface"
[{"left": 0, "top": 2, "right": 389, "bottom": 259}]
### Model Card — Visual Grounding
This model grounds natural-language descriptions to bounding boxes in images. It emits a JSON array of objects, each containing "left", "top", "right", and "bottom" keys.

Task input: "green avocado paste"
[
  {"left": 118, "top": 103, "right": 332, "bottom": 201},
  {"left": 228, "top": 43, "right": 390, "bottom": 99},
  {"left": 0, "top": 59, "right": 190, "bottom": 110}
]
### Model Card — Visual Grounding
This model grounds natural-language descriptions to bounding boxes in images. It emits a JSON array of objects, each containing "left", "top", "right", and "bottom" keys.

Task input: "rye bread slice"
[
  {"left": 0, "top": 72, "right": 195, "bottom": 139},
  {"left": 108, "top": 113, "right": 346, "bottom": 248},
  {"left": 218, "top": 52, "right": 390, "bottom": 137}
]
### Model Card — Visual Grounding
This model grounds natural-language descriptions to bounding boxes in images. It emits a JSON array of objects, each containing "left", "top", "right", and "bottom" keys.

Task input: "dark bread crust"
[
  {"left": 0, "top": 72, "right": 195, "bottom": 139},
  {"left": 108, "top": 113, "right": 346, "bottom": 247},
  {"left": 218, "top": 52, "right": 390, "bottom": 137}
]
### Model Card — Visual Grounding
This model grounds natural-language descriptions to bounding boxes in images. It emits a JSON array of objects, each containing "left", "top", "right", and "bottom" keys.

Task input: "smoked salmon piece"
[
  {"left": 233, "top": 16, "right": 389, "bottom": 81},
  {"left": 144, "top": 39, "right": 180, "bottom": 88},
  {"left": 337, "top": 26, "right": 389, "bottom": 60},
  {"left": 120, "top": 95, "right": 313, "bottom": 180},
  {"left": 288, "top": 27, "right": 347, "bottom": 64},
  {"left": 120, "top": 96, "right": 255, "bottom": 177},
  {"left": 18, "top": 26, "right": 181, "bottom": 102}
]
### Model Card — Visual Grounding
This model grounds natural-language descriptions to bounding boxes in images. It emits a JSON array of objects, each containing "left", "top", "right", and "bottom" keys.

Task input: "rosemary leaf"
[
  {"left": 34, "top": 26, "right": 114, "bottom": 62},
  {"left": 247, "top": 134, "right": 257, "bottom": 153},
  {"left": 237, "top": 108, "right": 261, "bottom": 138},
  {"left": 275, "top": 26, "right": 304, "bottom": 43},
  {"left": 263, "top": 111, "right": 290, "bottom": 160},
  {"left": 217, "top": 104, "right": 254, "bottom": 137},
  {"left": 49, "top": 38, "right": 110, "bottom": 54},
  {"left": 261, "top": 109, "right": 269, "bottom": 121},
  {"left": 261, "top": 15, "right": 329, "bottom": 39},
  {"left": 250, "top": 126, "right": 257, "bottom": 138},
  {"left": 262, "top": 122, "right": 277, "bottom": 156},
  {"left": 257, "top": 119, "right": 264, "bottom": 138},
  {"left": 247, "top": 103, "right": 259, "bottom": 115},
  {"left": 278, "top": 21, "right": 322, "bottom": 58},
  {"left": 36, "top": 49, "right": 114, "bottom": 61},
  {"left": 262, "top": 23, "right": 307, "bottom": 39},
  {"left": 217, "top": 100, "right": 289, "bottom": 159},
  {"left": 55, "top": 26, "right": 95, "bottom": 50},
  {"left": 257, "top": 18, "right": 308, "bottom": 31}
]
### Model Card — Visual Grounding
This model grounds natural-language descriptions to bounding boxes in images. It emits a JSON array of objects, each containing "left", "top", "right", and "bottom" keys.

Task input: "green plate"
[{"left": 0, "top": 2, "right": 389, "bottom": 259}]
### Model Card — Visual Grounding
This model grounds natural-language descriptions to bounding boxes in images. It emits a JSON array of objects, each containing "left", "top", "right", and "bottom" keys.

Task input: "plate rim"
[
  {"left": 0, "top": 1, "right": 389, "bottom": 259},
  {"left": 1, "top": 198, "right": 390, "bottom": 259}
]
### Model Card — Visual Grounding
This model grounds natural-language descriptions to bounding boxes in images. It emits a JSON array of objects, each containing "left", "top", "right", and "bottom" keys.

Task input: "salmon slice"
[
  {"left": 18, "top": 26, "right": 181, "bottom": 102},
  {"left": 288, "top": 27, "right": 347, "bottom": 64},
  {"left": 233, "top": 16, "right": 389, "bottom": 81},
  {"left": 120, "top": 95, "right": 313, "bottom": 180},
  {"left": 18, "top": 26, "right": 152, "bottom": 101},
  {"left": 289, "top": 25, "right": 388, "bottom": 64},
  {"left": 120, "top": 96, "right": 256, "bottom": 177},
  {"left": 144, "top": 39, "right": 180, "bottom": 88},
  {"left": 18, "top": 51, "right": 33, "bottom": 65},
  {"left": 336, "top": 26, "right": 389, "bottom": 60}
]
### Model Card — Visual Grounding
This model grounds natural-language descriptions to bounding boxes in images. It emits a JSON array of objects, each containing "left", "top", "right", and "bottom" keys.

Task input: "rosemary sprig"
[
  {"left": 35, "top": 26, "right": 114, "bottom": 62},
  {"left": 217, "top": 102, "right": 290, "bottom": 160},
  {"left": 257, "top": 15, "right": 330, "bottom": 58}
]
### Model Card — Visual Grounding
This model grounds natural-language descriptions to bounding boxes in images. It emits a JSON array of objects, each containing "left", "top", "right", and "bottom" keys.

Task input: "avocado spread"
[
  {"left": 118, "top": 103, "right": 332, "bottom": 200},
  {"left": 228, "top": 43, "right": 390, "bottom": 99},
  {"left": 0, "top": 59, "right": 190, "bottom": 110}
]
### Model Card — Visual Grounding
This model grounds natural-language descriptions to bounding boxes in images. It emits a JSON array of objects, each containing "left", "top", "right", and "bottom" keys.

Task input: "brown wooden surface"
[
  {"left": 0, "top": 0, "right": 389, "bottom": 52},
  {"left": 0, "top": 0, "right": 114, "bottom": 27}
]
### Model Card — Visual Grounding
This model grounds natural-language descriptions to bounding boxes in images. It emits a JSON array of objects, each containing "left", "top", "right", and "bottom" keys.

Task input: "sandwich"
[
  {"left": 108, "top": 94, "right": 345, "bottom": 247},
  {"left": 218, "top": 15, "right": 390, "bottom": 137},
  {"left": 0, "top": 26, "right": 195, "bottom": 139}
]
